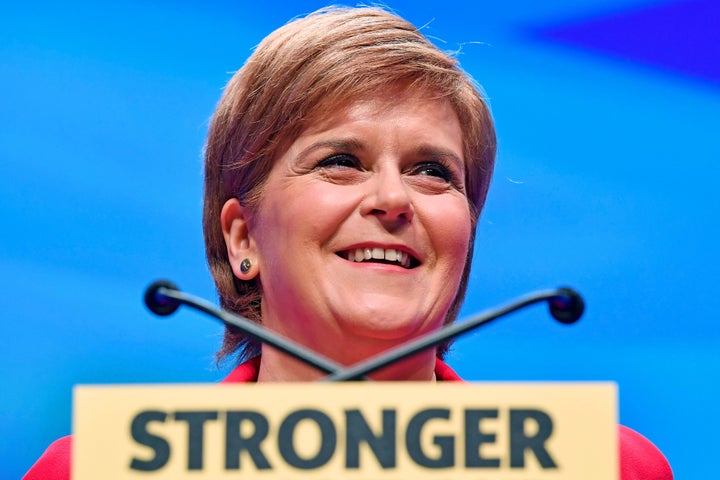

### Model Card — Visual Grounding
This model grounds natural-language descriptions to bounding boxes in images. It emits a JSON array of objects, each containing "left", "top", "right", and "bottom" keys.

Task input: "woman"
[
  {"left": 25, "top": 6, "right": 672, "bottom": 479},
  {"left": 203, "top": 6, "right": 494, "bottom": 382}
]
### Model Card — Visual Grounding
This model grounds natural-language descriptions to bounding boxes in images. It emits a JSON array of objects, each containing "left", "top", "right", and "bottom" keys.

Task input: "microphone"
[
  {"left": 143, "top": 280, "right": 349, "bottom": 376},
  {"left": 323, "top": 287, "right": 584, "bottom": 381},
  {"left": 144, "top": 281, "right": 584, "bottom": 381},
  {"left": 548, "top": 287, "right": 585, "bottom": 324},
  {"left": 144, "top": 280, "right": 181, "bottom": 316}
]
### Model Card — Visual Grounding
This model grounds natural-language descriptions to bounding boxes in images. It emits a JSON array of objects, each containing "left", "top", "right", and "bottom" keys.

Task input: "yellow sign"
[{"left": 73, "top": 382, "right": 617, "bottom": 479}]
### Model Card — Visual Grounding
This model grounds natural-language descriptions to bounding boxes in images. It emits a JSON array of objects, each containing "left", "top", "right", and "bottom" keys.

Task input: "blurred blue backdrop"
[{"left": 2, "top": 1, "right": 717, "bottom": 478}]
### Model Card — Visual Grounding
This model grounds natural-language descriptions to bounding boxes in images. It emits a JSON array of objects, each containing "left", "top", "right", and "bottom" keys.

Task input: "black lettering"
[
  {"left": 406, "top": 408, "right": 454, "bottom": 468},
  {"left": 278, "top": 409, "right": 336, "bottom": 469},
  {"left": 345, "top": 409, "right": 396, "bottom": 469},
  {"left": 129, "top": 410, "right": 170, "bottom": 471},
  {"left": 510, "top": 409, "right": 557, "bottom": 468},
  {"left": 465, "top": 409, "right": 501, "bottom": 468},
  {"left": 225, "top": 411, "right": 272, "bottom": 470},
  {"left": 174, "top": 411, "right": 218, "bottom": 470}
]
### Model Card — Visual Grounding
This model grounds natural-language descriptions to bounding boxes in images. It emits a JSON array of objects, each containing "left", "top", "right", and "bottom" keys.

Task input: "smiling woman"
[
  {"left": 24, "top": 5, "right": 672, "bottom": 480},
  {"left": 203, "top": 7, "right": 496, "bottom": 380}
]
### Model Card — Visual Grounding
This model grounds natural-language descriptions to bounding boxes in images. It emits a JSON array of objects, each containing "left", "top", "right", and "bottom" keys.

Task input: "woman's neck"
[{"left": 257, "top": 346, "right": 437, "bottom": 382}]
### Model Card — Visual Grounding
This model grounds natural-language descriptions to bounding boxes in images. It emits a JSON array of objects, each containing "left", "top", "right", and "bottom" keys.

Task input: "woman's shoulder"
[
  {"left": 619, "top": 425, "right": 673, "bottom": 480},
  {"left": 23, "top": 435, "right": 72, "bottom": 480}
]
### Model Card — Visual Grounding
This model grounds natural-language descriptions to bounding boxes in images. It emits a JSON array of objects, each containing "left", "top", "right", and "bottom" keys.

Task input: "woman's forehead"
[{"left": 297, "top": 87, "right": 460, "bottom": 139}]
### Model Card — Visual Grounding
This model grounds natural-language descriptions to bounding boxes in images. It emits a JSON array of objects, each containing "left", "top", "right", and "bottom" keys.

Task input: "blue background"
[{"left": 2, "top": 1, "right": 717, "bottom": 478}]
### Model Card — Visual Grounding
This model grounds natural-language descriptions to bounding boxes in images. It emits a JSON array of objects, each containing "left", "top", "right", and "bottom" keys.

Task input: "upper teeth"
[{"left": 346, "top": 247, "right": 412, "bottom": 268}]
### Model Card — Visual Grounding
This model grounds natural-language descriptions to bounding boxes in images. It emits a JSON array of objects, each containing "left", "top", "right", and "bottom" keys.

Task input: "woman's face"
[{"left": 231, "top": 90, "right": 472, "bottom": 362}]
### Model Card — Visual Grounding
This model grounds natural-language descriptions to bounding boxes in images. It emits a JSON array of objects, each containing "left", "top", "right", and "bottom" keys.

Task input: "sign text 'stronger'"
[{"left": 73, "top": 382, "right": 617, "bottom": 479}]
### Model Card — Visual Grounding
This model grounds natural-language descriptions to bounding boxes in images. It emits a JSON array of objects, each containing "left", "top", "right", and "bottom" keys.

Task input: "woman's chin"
[{"left": 337, "top": 314, "right": 439, "bottom": 345}]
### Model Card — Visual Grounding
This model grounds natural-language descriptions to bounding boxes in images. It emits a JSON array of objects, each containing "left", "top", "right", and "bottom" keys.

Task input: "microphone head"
[
  {"left": 144, "top": 280, "right": 181, "bottom": 316},
  {"left": 548, "top": 287, "right": 585, "bottom": 324}
]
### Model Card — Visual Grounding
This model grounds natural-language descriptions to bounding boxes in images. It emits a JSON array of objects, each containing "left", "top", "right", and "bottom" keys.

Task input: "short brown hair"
[{"left": 203, "top": 6, "right": 496, "bottom": 364}]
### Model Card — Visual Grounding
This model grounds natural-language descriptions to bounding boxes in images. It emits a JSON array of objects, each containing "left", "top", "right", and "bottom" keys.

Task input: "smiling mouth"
[{"left": 338, "top": 247, "right": 418, "bottom": 269}]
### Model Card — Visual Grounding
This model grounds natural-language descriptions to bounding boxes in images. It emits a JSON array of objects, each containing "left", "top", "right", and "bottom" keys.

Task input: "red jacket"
[{"left": 24, "top": 356, "right": 673, "bottom": 479}]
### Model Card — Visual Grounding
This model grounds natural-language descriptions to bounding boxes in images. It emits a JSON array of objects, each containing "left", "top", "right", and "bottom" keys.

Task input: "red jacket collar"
[{"left": 222, "top": 356, "right": 462, "bottom": 383}]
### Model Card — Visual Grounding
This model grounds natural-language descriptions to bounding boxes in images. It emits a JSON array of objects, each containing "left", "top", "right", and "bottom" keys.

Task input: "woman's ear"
[{"left": 221, "top": 198, "right": 259, "bottom": 280}]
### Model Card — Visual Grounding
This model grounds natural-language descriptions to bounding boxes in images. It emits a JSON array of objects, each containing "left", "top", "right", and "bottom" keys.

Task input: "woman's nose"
[{"left": 361, "top": 168, "right": 414, "bottom": 224}]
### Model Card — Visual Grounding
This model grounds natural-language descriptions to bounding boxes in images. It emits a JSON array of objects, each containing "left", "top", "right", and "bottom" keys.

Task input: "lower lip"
[{"left": 339, "top": 256, "right": 414, "bottom": 273}]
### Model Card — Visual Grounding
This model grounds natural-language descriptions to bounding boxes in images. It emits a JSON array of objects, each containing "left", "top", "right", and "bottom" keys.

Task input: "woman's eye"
[
  {"left": 316, "top": 154, "right": 360, "bottom": 169},
  {"left": 412, "top": 162, "right": 454, "bottom": 182}
]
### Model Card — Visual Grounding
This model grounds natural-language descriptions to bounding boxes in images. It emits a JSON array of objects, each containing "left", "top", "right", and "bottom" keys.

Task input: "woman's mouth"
[{"left": 337, "top": 247, "right": 418, "bottom": 269}]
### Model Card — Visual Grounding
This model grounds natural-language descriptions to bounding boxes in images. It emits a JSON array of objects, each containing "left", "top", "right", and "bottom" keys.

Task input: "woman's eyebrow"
[
  {"left": 298, "top": 138, "right": 366, "bottom": 159},
  {"left": 415, "top": 145, "right": 464, "bottom": 168}
]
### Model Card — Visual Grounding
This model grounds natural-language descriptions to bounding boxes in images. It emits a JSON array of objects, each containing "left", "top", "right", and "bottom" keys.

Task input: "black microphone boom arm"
[
  {"left": 323, "top": 287, "right": 583, "bottom": 381},
  {"left": 145, "top": 280, "right": 348, "bottom": 376},
  {"left": 144, "top": 280, "right": 583, "bottom": 382}
]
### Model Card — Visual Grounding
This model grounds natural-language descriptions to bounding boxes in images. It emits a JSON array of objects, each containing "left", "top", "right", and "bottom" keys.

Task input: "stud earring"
[{"left": 240, "top": 258, "right": 252, "bottom": 274}]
